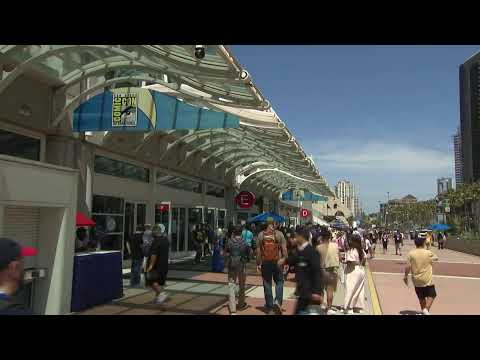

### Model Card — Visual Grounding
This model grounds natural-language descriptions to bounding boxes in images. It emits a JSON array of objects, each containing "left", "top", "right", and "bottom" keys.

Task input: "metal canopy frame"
[
  {"left": 0, "top": 45, "right": 268, "bottom": 111},
  {"left": 0, "top": 44, "right": 335, "bottom": 197}
]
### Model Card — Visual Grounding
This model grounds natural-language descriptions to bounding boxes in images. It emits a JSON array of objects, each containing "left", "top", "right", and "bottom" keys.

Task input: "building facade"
[
  {"left": 459, "top": 51, "right": 480, "bottom": 183},
  {"left": 0, "top": 45, "right": 334, "bottom": 314},
  {"left": 453, "top": 127, "right": 463, "bottom": 186},
  {"left": 335, "top": 180, "right": 357, "bottom": 217},
  {"left": 437, "top": 177, "right": 453, "bottom": 196}
]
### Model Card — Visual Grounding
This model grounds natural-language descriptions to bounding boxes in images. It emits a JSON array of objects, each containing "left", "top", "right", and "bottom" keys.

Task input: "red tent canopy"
[{"left": 76, "top": 212, "right": 96, "bottom": 227}]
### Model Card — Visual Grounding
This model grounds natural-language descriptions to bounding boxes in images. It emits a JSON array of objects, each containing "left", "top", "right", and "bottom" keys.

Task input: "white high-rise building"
[{"left": 335, "top": 180, "right": 358, "bottom": 216}]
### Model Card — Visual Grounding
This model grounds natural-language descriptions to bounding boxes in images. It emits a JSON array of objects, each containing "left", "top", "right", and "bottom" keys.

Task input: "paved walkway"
[
  {"left": 77, "top": 259, "right": 375, "bottom": 315},
  {"left": 369, "top": 239, "right": 480, "bottom": 315}
]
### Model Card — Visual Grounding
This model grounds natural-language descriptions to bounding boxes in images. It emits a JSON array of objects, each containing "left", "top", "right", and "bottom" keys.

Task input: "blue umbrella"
[
  {"left": 247, "top": 212, "right": 286, "bottom": 223},
  {"left": 428, "top": 223, "right": 451, "bottom": 231}
]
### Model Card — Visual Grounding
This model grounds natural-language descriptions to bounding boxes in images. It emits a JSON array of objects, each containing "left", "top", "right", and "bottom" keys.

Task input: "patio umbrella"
[
  {"left": 76, "top": 211, "right": 96, "bottom": 227},
  {"left": 247, "top": 212, "right": 286, "bottom": 223},
  {"left": 428, "top": 223, "right": 451, "bottom": 232}
]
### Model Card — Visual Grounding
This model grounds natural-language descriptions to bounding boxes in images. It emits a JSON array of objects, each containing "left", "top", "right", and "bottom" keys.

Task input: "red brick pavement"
[{"left": 369, "top": 259, "right": 480, "bottom": 278}]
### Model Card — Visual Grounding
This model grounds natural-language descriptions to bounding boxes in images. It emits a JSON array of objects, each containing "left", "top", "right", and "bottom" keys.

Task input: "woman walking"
[
  {"left": 316, "top": 227, "right": 340, "bottom": 315},
  {"left": 382, "top": 231, "right": 389, "bottom": 255},
  {"left": 344, "top": 234, "right": 367, "bottom": 314}
]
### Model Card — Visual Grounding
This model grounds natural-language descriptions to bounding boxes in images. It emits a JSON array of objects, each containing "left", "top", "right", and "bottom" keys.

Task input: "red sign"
[
  {"left": 300, "top": 209, "right": 311, "bottom": 218},
  {"left": 235, "top": 191, "right": 256, "bottom": 209},
  {"left": 156, "top": 203, "right": 170, "bottom": 212}
]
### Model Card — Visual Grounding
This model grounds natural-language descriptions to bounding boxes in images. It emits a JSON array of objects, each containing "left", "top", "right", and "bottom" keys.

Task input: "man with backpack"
[
  {"left": 224, "top": 226, "right": 249, "bottom": 315},
  {"left": 0, "top": 237, "right": 38, "bottom": 315},
  {"left": 241, "top": 223, "right": 254, "bottom": 262},
  {"left": 256, "top": 217, "right": 288, "bottom": 315}
]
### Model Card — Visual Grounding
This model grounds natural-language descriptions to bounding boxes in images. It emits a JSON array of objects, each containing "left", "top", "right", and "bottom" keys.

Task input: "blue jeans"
[
  {"left": 261, "top": 262, "right": 284, "bottom": 308},
  {"left": 130, "top": 258, "right": 142, "bottom": 287}
]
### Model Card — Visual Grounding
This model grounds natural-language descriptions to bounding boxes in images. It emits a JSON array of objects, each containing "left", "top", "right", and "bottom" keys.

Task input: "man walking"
[
  {"left": 224, "top": 226, "right": 249, "bottom": 315},
  {"left": 404, "top": 235, "right": 439, "bottom": 315},
  {"left": 0, "top": 238, "right": 38, "bottom": 315},
  {"left": 280, "top": 226, "right": 323, "bottom": 315},
  {"left": 256, "top": 217, "right": 287, "bottom": 315},
  {"left": 128, "top": 224, "right": 144, "bottom": 287},
  {"left": 394, "top": 230, "right": 402, "bottom": 256},
  {"left": 146, "top": 224, "right": 170, "bottom": 305}
]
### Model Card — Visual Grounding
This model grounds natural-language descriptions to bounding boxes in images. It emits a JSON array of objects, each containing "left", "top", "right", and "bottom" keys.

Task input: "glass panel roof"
[
  {"left": 0, "top": 45, "right": 266, "bottom": 109},
  {"left": 0, "top": 44, "right": 334, "bottom": 196}
]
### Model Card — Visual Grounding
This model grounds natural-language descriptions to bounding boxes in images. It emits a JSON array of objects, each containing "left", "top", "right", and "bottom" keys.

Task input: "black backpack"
[
  {"left": 0, "top": 298, "right": 31, "bottom": 315},
  {"left": 227, "top": 238, "right": 248, "bottom": 269}
]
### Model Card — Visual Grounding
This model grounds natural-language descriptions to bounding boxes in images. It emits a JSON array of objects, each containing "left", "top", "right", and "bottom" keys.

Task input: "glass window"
[
  {"left": 218, "top": 209, "right": 226, "bottom": 229},
  {"left": 94, "top": 155, "right": 149, "bottom": 183},
  {"left": 156, "top": 171, "right": 202, "bottom": 193},
  {"left": 0, "top": 129, "right": 40, "bottom": 161},
  {"left": 92, "top": 195, "right": 124, "bottom": 252}
]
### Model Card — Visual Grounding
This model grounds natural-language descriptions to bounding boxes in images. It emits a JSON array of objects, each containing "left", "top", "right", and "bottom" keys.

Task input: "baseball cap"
[{"left": 0, "top": 237, "right": 38, "bottom": 270}]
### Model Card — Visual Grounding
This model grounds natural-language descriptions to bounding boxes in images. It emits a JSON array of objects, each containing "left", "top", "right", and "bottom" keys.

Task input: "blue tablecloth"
[{"left": 71, "top": 251, "right": 123, "bottom": 313}]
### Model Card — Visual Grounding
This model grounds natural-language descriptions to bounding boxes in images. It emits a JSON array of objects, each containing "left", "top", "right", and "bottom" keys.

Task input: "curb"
[{"left": 366, "top": 263, "right": 382, "bottom": 315}]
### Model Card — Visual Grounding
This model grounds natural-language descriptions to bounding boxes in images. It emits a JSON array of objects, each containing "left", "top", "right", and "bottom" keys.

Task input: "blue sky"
[{"left": 231, "top": 45, "right": 480, "bottom": 214}]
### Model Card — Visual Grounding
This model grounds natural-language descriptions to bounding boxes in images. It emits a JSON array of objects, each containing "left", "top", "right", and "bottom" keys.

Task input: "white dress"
[{"left": 344, "top": 248, "right": 366, "bottom": 310}]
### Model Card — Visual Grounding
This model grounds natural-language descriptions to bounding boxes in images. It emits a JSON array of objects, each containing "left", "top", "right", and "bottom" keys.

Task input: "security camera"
[
  {"left": 240, "top": 69, "right": 250, "bottom": 81},
  {"left": 194, "top": 45, "right": 206, "bottom": 59}
]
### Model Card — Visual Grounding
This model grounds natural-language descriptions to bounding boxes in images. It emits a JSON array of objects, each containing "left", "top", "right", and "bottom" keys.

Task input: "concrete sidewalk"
[
  {"left": 77, "top": 265, "right": 376, "bottom": 315},
  {"left": 370, "top": 239, "right": 480, "bottom": 315}
]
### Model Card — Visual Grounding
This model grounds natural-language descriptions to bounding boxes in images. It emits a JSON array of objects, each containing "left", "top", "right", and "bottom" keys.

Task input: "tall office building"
[
  {"left": 437, "top": 177, "right": 452, "bottom": 195},
  {"left": 459, "top": 51, "right": 480, "bottom": 183},
  {"left": 335, "top": 180, "right": 357, "bottom": 216},
  {"left": 453, "top": 127, "right": 463, "bottom": 186}
]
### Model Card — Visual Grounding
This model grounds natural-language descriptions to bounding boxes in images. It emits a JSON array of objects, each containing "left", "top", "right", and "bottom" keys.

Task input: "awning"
[
  {"left": 247, "top": 212, "right": 286, "bottom": 223},
  {"left": 76, "top": 212, "right": 96, "bottom": 227}
]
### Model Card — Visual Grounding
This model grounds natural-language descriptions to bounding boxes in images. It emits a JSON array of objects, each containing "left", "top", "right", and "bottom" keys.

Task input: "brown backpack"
[{"left": 260, "top": 228, "right": 280, "bottom": 262}]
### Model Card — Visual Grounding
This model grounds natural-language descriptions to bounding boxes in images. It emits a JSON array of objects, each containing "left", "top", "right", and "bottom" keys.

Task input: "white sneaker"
[
  {"left": 230, "top": 312, "right": 237, "bottom": 315},
  {"left": 422, "top": 308, "right": 430, "bottom": 315},
  {"left": 155, "top": 292, "right": 169, "bottom": 304},
  {"left": 344, "top": 309, "right": 354, "bottom": 315},
  {"left": 327, "top": 309, "right": 337, "bottom": 315}
]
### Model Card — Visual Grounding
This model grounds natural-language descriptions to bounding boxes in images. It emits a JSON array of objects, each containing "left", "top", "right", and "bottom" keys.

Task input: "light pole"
[{"left": 386, "top": 192, "right": 390, "bottom": 228}]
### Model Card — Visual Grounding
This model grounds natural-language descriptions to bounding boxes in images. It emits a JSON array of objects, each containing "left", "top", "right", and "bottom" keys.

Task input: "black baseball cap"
[{"left": 0, "top": 237, "right": 38, "bottom": 271}]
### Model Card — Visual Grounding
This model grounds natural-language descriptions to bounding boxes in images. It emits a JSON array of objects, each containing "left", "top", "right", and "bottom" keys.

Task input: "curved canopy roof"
[
  {"left": 0, "top": 44, "right": 334, "bottom": 197},
  {"left": 0, "top": 45, "right": 268, "bottom": 111}
]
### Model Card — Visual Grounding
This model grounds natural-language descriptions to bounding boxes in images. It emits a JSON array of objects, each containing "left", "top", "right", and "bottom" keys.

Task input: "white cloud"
[
  {"left": 312, "top": 142, "right": 452, "bottom": 173},
  {"left": 302, "top": 140, "right": 454, "bottom": 213}
]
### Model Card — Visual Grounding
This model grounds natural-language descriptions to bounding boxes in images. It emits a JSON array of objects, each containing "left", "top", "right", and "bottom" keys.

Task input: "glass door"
[
  {"left": 136, "top": 203, "right": 146, "bottom": 229},
  {"left": 124, "top": 202, "right": 135, "bottom": 260},
  {"left": 178, "top": 208, "right": 186, "bottom": 252},
  {"left": 171, "top": 207, "right": 187, "bottom": 253},
  {"left": 188, "top": 207, "right": 203, "bottom": 251},
  {"left": 206, "top": 208, "right": 216, "bottom": 230}
]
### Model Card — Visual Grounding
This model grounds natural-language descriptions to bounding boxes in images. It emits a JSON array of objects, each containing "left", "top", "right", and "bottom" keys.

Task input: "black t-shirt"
[
  {"left": 286, "top": 244, "right": 323, "bottom": 300},
  {"left": 149, "top": 235, "right": 170, "bottom": 273}
]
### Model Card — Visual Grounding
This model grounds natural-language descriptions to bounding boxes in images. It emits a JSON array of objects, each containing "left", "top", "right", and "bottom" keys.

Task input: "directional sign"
[{"left": 300, "top": 209, "right": 311, "bottom": 218}]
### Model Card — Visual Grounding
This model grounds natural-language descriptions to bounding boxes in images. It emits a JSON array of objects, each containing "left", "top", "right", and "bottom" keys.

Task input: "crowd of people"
[
  {"left": 218, "top": 218, "right": 369, "bottom": 315},
  {"left": 0, "top": 218, "right": 444, "bottom": 315}
]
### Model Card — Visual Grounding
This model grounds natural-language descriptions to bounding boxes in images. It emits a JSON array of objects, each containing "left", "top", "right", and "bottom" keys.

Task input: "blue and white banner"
[{"left": 73, "top": 87, "right": 240, "bottom": 131}]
